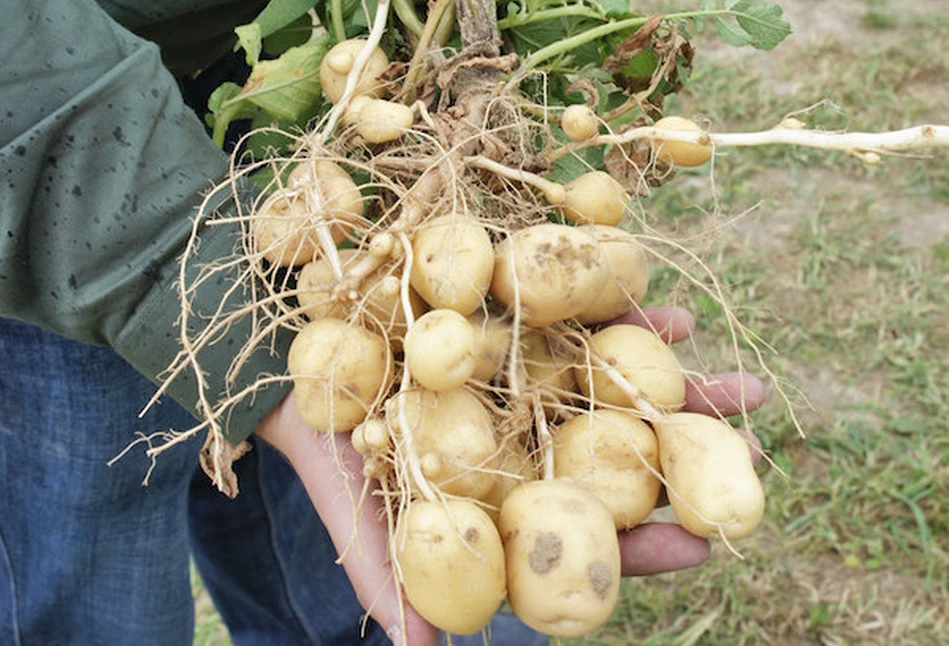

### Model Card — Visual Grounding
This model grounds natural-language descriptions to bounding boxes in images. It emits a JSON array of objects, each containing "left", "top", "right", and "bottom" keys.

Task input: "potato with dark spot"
[
  {"left": 499, "top": 479, "right": 621, "bottom": 637},
  {"left": 490, "top": 223, "right": 609, "bottom": 327}
]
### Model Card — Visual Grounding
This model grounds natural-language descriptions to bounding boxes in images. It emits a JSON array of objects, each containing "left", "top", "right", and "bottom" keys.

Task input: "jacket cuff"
[{"left": 112, "top": 209, "right": 293, "bottom": 447}]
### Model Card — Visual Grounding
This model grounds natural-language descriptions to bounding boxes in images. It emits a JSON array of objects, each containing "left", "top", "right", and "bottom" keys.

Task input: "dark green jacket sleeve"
[{"left": 0, "top": 0, "right": 291, "bottom": 443}]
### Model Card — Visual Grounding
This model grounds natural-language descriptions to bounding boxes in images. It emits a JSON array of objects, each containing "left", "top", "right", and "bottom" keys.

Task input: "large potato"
[
  {"left": 553, "top": 409, "right": 661, "bottom": 529},
  {"left": 491, "top": 223, "right": 609, "bottom": 327},
  {"left": 393, "top": 388, "right": 498, "bottom": 499},
  {"left": 653, "top": 412, "right": 765, "bottom": 540},
  {"left": 410, "top": 214, "right": 495, "bottom": 315},
  {"left": 575, "top": 324, "right": 685, "bottom": 413},
  {"left": 288, "top": 318, "right": 392, "bottom": 432},
  {"left": 500, "top": 479, "right": 621, "bottom": 637},
  {"left": 396, "top": 499, "right": 506, "bottom": 635}
]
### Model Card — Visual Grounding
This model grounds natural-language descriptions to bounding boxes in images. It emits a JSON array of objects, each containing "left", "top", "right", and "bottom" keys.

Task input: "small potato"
[
  {"left": 396, "top": 499, "right": 506, "bottom": 635},
  {"left": 319, "top": 38, "right": 389, "bottom": 104},
  {"left": 467, "top": 311, "right": 512, "bottom": 382},
  {"left": 296, "top": 248, "right": 361, "bottom": 320},
  {"left": 255, "top": 161, "right": 366, "bottom": 266},
  {"left": 253, "top": 189, "right": 334, "bottom": 267},
  {"left": 404, "top": 309, "right": 478, "bottom": 391},
  {"left": 288, "top": 318, "right": 392, "bottom": 432},
  {"left": 347, "top": 97, "right": 415, "bottom": 143},
  {"left": 653, "top": 412, "right": 765, "bottom": 540},
  {"left": 288, "top": 159, "right": 366, "bottom": 233},
  {"left": 360, "top": 271, "right": 427, "bottom": 346},
  {"left": 410, "top": 214, "right": 495, "bottom": 315},
  {"left": 650, "top": 116, "right": 712, "bottom": 167},
  {"left": 553, "top": 409, "right": 661, "bottom": 529},
  {"left": 500, "top": 479, "right": 621, "bottom": 637},
  {"left": 561, "top": 104, "right": 599, "bottom": 141},
  {"left": 490, "top": 223, "right": 609, "bottom": 327},
  {"left": 561, "top": 171, "right": 629, "bottom": 226},
  {"left": 575, "top": 324, "right": 685, "bottom": 413},
  {"left": 393, "top": 388, "right": 498, "bottom": 499},
  {"left": 574, "top": 225, "right": 650, "bottom": 324}
]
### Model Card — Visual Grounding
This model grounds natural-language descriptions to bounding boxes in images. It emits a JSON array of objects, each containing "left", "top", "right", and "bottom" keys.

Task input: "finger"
[
  {"left": 618, "top": 522, "right": 710, "bottom": 576},
  {"left": 610, "top": 305, "right": 695, "bottom": 344},
  {"left": 684, "top": 372, "right": 766, "bottom": 417}
]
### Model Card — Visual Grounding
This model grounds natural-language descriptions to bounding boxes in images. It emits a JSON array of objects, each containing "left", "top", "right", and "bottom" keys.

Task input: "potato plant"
[{"left": 148, "top": 0, "right": 949, "bottom": 640}]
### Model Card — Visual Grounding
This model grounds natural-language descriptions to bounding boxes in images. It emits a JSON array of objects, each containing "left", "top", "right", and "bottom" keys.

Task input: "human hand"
[{"left": 255, "top": 304, "right": 766, "bottom": 644}]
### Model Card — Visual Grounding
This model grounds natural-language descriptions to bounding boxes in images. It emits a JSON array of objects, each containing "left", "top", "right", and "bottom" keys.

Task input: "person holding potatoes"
[{"left": 0, "top": 1, "right": 766, "bottom": 644}]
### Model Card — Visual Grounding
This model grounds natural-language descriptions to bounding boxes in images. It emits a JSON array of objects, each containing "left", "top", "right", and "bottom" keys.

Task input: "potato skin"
[
  {"left": 575, "top": 324, "right": 685, "bottom": 413},
  {"left": 410, "top": 215, "right": 495, "bottom": 315},
  {"left": 574, "top": 225, "right": 650, "bottom": 324},
  {"left": 288, "top": 318, "right": 392, "bottom": 432},
  {"left": 650, "top": 116, "right": 712, "bottom": 167},
  {"left": 396, "top": 500, "right": 506, "bottom": 635},
  {"left": 653, "top": 412, "right": 765, "bottom": 540},
  {"left": 490, "top": 223, "right": 609, "bottom": 327},
  {"left": 499, "top": 479, "right": 621, "bottom": 637},
  {"left": 394, "top": 388, "right": 498, "bottom": 498},
  {"left": 553, "top": 409, "right": 661, "bottom": 529}
]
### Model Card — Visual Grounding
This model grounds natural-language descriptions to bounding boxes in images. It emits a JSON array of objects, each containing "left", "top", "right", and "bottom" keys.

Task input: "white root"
[{"left": 553, "top": 122, "right": 949, "bottom": 162}]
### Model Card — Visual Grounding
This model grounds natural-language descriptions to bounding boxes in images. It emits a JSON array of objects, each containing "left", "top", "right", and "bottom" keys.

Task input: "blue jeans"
[{"left": 0, "top": 318, "right": 548, "bottom": 645}]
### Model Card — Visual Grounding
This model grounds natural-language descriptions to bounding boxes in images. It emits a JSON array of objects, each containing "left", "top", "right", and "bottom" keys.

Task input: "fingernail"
[{"left": 387, "top": 625, "right": 404, "bottom": 646}]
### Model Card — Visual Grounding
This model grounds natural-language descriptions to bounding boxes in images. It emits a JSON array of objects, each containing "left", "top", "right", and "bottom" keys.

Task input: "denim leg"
[{"left": 0, "top": 317, "right": 200, "bottom": 646}]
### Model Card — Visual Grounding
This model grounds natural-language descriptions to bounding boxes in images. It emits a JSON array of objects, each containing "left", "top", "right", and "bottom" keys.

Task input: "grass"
[{"left": 193, "top": 1, "right": 949, "bottom": 643}]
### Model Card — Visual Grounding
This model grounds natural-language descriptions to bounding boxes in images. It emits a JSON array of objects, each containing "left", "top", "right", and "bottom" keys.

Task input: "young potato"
[
  {"left": 360, "top": 271, "right": 427, "bottom": 346},
  {"left": 251, "top": 190, "right": 320, "bottom": 267},
  {"left": 255, "top": 161, "right": 366, "bottom": 266},
  {"left": 288, "top": 318, "right": 392, "bottom": 432},
  {"left": 403, "top": 308, "right": 478, "bottom": 391},
  {"left": 467, "top": 310, "right": 512, "bottom": 382},
  {"left": 575, "top": 324, "right": 685, "bottom": 413},
  {"left": 650, "top": 116, "right": 712, "bottom": 167},
  {"left": 553, "top": 409, "right": 661, "bottom": 529},
  {"left": 319, "top": 38, "right": 389, "bottom": 104},
  {"left": 396, "top": 499, "right": 506, "bottom": 635},
  {"left": 490, "top": 223, "right": 609, "bottom": 327},
  {"left": 410, "top": 214, "right": 495, "bottom": 315},
  {"left": 561, "top": 171, "right": 629, "bottom": 226},
  {"left": 560, "top": 104, "right": 599, "bottom": 141},
  {"left": 346, "top": 96, "right": 415, "bottom": 143},
  {"left": 393, "top": 388, "right": 498, "bottom": 499},
  {"left": 296, "top": 248, "right": 361, "bottom": 320},
  {"left": 574, "top": 225, "right": 650, "bottom": 324},
  {"left": 500, "top": 479, "right": 621, "bottom": 637},
  {"left": 653, "top": 412, "right": 765, "bottom": 540}
]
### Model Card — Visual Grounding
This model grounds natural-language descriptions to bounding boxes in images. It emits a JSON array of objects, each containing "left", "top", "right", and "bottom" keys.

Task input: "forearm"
[{"left": 0, "top": 0, "right": 289, "bottom": 443}]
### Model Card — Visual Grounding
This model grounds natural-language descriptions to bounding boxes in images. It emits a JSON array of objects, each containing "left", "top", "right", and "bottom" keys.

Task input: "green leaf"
[
  {"left": 235, "top": 22, "right": 265, "bottom": 66},
  {"left": 596, "top": 0, "right": 632, "bottom": 19},
  {"left": 235, "top": 0, "right": 318, "bottom": 65},
  {"left": 235, "top": 36, "right": 332, "bottom": 122},
  {"left": 715, "top": 0, "right": 791, "bottom": 50},
  {"left": 253, "top": 0, "right": 318, "bottom": 38}
]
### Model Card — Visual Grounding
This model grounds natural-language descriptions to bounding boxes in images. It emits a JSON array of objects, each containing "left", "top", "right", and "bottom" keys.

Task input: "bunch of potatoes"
[{"left": 252, "top": 38, "right": 765, "bottom": 639}]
